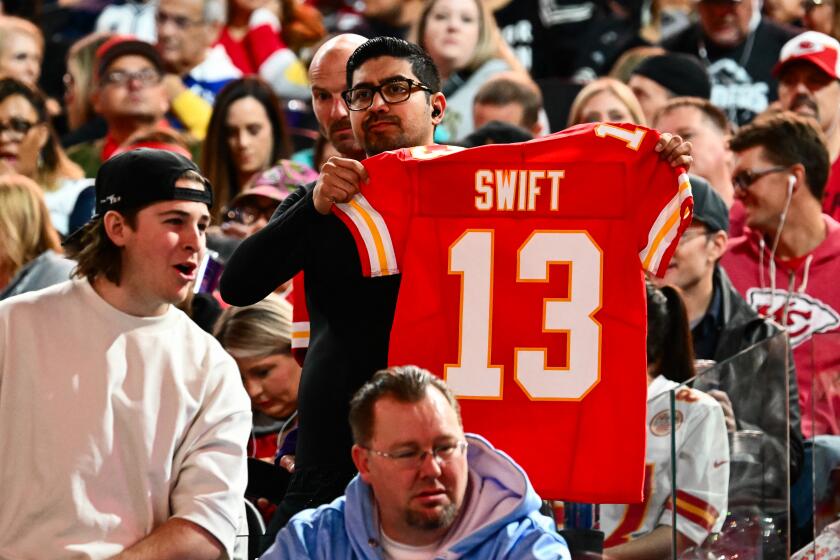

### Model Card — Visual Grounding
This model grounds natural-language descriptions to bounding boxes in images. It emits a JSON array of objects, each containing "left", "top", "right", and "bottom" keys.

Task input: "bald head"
[
  {"left": 309, "top": 34, "right": 367, "bottom": 78},
  {"left": 308, "top": 34, "right": 367, "bottom": 160}
]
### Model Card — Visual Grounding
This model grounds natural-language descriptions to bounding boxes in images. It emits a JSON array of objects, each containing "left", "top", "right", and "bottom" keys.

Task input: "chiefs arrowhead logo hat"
[{"left": 773, "top": 31, "right": 840, "bottom": 79}]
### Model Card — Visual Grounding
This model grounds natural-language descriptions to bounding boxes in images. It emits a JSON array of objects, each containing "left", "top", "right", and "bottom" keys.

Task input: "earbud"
[
  {"left": 787, "top": 175, "right": 795, "bottom": 196},
  {"left": 432, "top": 108, "right": 441, "bottom": 118}
]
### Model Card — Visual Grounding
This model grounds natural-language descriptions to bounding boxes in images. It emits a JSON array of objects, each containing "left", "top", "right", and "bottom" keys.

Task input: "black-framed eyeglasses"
[
  {"left": 365, "top": 441, "right": 468, "bottom": 469},
  {"left": 102, "top": 68, "right": 162, "bottom": 87},
  {"left": 342, "top": 78, "right": 431, "bottom": 111},
  {"left": 732, "top": 166, "right": 788, "bottom": 191},
  {"left": 155, "top": 10, "right": 205, "bottom": 30},
  {"left": 0, "top": 117, "right": 41, "bottom": 139}
]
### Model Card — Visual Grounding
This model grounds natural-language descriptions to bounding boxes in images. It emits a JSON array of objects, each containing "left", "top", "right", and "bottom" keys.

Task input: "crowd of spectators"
[{"left": 0, "top": 0, "right": 839, "bottom": 558}]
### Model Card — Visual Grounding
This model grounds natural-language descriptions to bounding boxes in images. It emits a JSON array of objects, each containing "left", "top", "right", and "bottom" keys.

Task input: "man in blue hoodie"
[{"left": 261, "top": 365, "right": 570, "bottom": 559}]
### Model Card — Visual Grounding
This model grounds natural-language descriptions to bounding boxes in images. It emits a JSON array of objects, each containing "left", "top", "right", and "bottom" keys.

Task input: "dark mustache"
[
  {"left": 790, "top": 94, "right": 819, "bottom": 117},
  {"left": 329, "top": 118, "right": 352, "bottom": 135},
  {"left": 363, "top": 115, "right": 400, "bottom": 130}
]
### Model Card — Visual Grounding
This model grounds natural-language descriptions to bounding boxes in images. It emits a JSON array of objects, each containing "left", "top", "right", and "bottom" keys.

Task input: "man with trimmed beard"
[
  {"left": 775, "top": 31, "right": 840, "bottom": 221},
  {"left": 262, "top": 366, "right": 571, "bottom": 559}
]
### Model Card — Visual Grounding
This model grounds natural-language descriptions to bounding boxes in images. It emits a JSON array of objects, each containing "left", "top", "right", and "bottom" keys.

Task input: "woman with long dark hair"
[{"left": 202, "top": 77, "right": 294, "bottom": 221}]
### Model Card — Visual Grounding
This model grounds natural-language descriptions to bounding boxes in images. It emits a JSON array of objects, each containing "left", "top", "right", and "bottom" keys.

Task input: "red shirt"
[
  {"left": 333, "top": 123, "right": 692, "bottom": 501},
  {"left": 822, "top": 155, "right": 840, "bottom": 222},
  {"left": 217, "top": 24, "right": 286, "bottom": 76},
  {"left": 722, "top": 217, "right": 840, "bottom": 437}
]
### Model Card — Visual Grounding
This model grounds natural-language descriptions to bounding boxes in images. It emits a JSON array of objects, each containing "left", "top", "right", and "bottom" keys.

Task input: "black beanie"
[{"left": 632, "top": 53, "right": 712, "bottom": 99}]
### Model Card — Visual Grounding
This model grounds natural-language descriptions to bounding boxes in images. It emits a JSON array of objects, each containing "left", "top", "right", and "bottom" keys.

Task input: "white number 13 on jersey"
[{"left": 445, "top": 230, "right": 603, "bottom": 401}]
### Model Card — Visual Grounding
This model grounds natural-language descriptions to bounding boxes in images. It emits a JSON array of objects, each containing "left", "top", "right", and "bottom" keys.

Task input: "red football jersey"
[
  {"left": 333, "top": 123, "right": 692, "bottom": 502},
  {"left": 289, "top": 272, "right": 309, "bottom": 367}
]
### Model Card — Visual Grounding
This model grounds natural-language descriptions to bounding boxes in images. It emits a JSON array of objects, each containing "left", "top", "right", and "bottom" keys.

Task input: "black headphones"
[{"left": 432, "top": 108, "right": 441, "bottom": 118}]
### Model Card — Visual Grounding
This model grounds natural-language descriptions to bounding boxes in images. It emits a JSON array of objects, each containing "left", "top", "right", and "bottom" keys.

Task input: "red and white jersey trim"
[
  {"left": 641, "top": 172, "right": 692, "bottom": 276},
  {"left": 291, "top": 321, "right": 310, "bottom": 349},
  {"left": 334, "top": 194, "right": 398, "bottom": 277}
]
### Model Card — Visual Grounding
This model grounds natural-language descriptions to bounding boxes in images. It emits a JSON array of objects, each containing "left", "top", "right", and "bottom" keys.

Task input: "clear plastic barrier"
[
  {"left": 577, "top": 334, "right": 791, "bottom": 559},
  {"left": 791, "top": 332, "right": 840, "bottom": 559},
  {"left": 677, "top": 332, "right": 791, "bottom": 559}
]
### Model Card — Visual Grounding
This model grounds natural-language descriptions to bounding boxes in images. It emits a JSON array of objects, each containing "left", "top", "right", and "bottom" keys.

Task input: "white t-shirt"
[
  {"left": 0, "top": 279, "right": 252, "bottom": 559},
  {"left": 380, "top": 529, "right": 439, "bottom": 560},
  {"left": 43, "top": 177, "right": 95, "bottom": 235}
]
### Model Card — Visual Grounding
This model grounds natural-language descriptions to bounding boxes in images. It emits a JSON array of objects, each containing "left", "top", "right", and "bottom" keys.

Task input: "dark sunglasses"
[{"left": 732, "top": 166, "right": 788, "bottom": 191}]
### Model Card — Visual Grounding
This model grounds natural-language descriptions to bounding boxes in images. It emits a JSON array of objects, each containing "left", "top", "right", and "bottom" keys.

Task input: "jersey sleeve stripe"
[
  {"left": 332, "top": 201, "right": 373, "bottom": 276},
  {"left": 640, "top": 174, "right": 692, "bottom": 275},
  {"left": 334, "top": 195, "right": 399, "bottom": 277},
  {"left": 348, "top": 198, "right": 390, "bottom": 274},
  {"left": 291, "top": 321, "right": 310, "bottom": 348},
  {"left": 665, "top": 490, "right": 719, "bottom": 531},
  {"left": 349, "top": 195, "right": 399, "bottom": 275}
]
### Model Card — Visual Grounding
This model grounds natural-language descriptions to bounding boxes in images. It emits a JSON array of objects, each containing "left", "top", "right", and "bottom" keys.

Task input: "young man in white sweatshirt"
[{"left": 0, "top": 148, "right": 252, "bottom": 559}]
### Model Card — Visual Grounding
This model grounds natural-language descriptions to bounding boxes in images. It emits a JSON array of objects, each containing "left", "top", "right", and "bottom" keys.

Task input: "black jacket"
[
  {"left": 694, "top": 266, "right": 804, "bottom": 507},
  {"left": 219, "top": 182, "right": 400, "bottom": 475}
]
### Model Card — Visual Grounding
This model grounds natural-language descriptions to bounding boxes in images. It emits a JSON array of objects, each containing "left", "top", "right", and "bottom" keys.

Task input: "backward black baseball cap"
[{"left": 63, "top": 148, "right": 213, "bottom": 246}]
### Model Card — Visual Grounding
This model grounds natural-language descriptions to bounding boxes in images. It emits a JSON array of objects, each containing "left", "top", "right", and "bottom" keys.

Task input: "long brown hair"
[{"left": 201, "top": 78, "right": 292, "bottom": 221}]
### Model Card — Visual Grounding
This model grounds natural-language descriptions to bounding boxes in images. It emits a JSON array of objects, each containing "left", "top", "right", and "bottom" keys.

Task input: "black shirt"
[
  {"left": 662, "top": 19, "right": 798, "bottom": 126},
  {"left": 691, "top": 279, "right": 723, "bottom": 361},
  {"left": 219, "top": 183, "right": 400, "bottom": 473}
]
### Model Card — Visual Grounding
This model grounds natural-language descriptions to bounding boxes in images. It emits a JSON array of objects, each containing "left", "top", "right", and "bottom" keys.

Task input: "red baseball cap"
[
  {"left": 96, "top": 35, "right": 163, "bottom": 79},
  {"left": 773, "top": 31, "right": 840, "bottom": 79}
]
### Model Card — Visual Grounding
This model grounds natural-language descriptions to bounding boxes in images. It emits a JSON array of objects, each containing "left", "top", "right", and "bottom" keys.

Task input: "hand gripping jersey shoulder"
[{"left": 332, "top": 123, "right": 693, "bottom": 502}]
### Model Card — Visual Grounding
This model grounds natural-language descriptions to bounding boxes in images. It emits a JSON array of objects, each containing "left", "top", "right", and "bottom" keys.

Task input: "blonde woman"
[
  {"left": 62, "top": 32, "right": 113, "bottom": 148},
  {"left": 214, "top": 295, "right": 301, "bottom": 469},
  {"left": 0, "top": 16, "right": 43, "bottom": 87},
  {"left": 0, "top": 174, "right": 74, "bottom": 300},
  {"left": 414, "top": 0, "right": 528, "bottom": 141},
  {"left": 567, "top": 77, "right": 647, "bottom": 127}
]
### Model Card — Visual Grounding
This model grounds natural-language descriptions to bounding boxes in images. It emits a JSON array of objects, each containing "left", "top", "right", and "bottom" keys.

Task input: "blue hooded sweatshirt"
[{"left": 261, "top": 434, "right": 570, "bottom": 559}]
